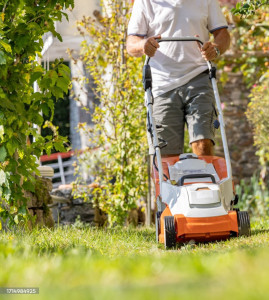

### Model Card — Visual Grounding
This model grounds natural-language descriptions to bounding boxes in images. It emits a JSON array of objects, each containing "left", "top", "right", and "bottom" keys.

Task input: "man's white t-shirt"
[{"left": 128, "top": 0, "right": 228, "bottom": 97}]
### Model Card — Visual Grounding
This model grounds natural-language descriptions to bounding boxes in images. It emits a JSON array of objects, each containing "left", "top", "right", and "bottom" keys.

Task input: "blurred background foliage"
[
  {"left": 232, "top": 0, "right": 269, "bottom": 17},
  {"left": 219, "top": 5, "right": 268, "bottom": 86}
]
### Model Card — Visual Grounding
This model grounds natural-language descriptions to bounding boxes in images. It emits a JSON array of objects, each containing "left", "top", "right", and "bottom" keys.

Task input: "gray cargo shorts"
[{"left": 148, "top": 71, "right": 217, "bottom": 155}]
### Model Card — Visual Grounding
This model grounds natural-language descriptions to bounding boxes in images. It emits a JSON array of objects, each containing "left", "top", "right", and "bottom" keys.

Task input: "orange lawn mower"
[{"left": 143, "top": 37, "right": 251, "bottom": 249}]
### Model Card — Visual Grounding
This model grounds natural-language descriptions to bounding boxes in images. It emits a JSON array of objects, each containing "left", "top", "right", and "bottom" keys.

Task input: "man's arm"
[
  {"left": 126, "top": 35, "right": 161, "bottom": 57},
  {"left": 200, "top": 28, "right": 230, "bottom": 61}
]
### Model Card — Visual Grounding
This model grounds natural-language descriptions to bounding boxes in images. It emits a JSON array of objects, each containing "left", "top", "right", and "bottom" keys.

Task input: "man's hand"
[
  {"left": 196, "top": 28, "right": 230, "bottom": 61},
  {"left": 142, "top": 35, "right": 161, "bottom": 57},
  {"left": 200, "top": 41, "right": 218, "bottom": 61},
  {"left": 126, "top": 35, "right": 161, "bottom": 57}
]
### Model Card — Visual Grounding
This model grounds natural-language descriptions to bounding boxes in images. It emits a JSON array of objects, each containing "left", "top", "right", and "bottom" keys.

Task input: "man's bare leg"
[
  {"left": 160, "top": 139, "right": 213, "bottom": 158},
  {"left": 191, "top": 139, "right": 214, "bottom": 156}
]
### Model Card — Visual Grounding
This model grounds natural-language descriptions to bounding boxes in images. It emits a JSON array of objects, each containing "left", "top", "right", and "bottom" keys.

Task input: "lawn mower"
[{"left": 143, "top": 37, "right": 251, "bottom": 249}]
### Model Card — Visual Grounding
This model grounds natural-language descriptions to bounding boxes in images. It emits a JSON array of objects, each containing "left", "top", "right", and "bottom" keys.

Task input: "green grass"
[{"left": 1, "top": 219, "right": 269, "bottom": 300}]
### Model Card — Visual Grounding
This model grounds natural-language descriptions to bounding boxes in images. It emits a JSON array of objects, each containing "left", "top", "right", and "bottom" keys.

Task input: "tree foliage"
[
  {"left": 218, "top": 5, "right": 269, "bottom": 86},
  {"left": 73, "top": 0, "right": 148, "bottom": 225},
  {"left": 0, "top": 0, "right": 74, "bottom": 228},
  {"left": 232, "top": 0, "right": 269, "bottom": 17}
]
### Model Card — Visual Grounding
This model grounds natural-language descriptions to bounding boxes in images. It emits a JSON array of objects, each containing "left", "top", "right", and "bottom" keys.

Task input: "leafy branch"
[{"left": 232, "top": 0, "right": 269, "bottom": 17}]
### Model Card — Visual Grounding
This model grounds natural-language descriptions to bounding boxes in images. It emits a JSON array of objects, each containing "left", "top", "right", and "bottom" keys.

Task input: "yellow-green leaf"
[{"left": 0, "top": 40, "right": 11, "bottom": 53}]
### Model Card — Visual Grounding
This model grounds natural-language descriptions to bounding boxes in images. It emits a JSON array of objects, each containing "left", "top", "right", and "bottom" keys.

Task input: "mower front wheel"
[{"left": 164, "top": 216, "right": 176, "bottom": 249}]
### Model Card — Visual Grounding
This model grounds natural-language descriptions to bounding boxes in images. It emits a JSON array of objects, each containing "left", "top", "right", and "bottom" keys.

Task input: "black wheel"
[
  {"left": 237, "top": 211, "right": 251, "bottom": 237},
  {"left": 155, "top": 211, "right": 162, "bottom": 243},
  {"left": 164, "top": 216, "right": 176, "bottom": 249}
]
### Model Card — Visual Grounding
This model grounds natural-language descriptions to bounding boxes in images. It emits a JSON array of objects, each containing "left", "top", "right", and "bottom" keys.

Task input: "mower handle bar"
[
  {"left": 178, "top": 174, "right": 216, "bottom": 187},
  {"left": 145, "top": 36, "right": 205, "bottom": 65}
]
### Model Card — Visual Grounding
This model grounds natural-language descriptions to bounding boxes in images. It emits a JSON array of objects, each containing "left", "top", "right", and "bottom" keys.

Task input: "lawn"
[{"left": 1, "top": 218, "right": 269, "bottom": 300}]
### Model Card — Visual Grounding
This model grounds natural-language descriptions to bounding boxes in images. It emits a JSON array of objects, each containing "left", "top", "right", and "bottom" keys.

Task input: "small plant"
[{"left": 236, "top": 173, "right": 269, "bottom": 217}]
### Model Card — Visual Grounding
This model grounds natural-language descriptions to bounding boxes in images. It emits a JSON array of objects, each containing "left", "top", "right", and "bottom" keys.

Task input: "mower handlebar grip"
[
  {"left": 178, "top": 174, "right": 216, "bottom": 186},
  {"left": 156, "top": 37, "right": 203, "bottom": 45}
]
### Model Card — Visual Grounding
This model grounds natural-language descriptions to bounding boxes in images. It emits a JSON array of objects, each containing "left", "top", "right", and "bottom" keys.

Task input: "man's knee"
[{"left": 191, "top": 139, "right": 214, "bottom": 156}]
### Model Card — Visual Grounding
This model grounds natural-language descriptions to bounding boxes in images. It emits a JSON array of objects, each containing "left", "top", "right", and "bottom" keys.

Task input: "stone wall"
[
  {"left": 25, "top": 176, "right": 55, "bottom": 229},
  {"left": 49, "top": 185, "right": 146, "bottom": 226},
  {"left": 216, "top": 72, "right": 259, "bottom": 184},
  {"left": 50, "top": 185, "right": 107, "bottom": 226}
]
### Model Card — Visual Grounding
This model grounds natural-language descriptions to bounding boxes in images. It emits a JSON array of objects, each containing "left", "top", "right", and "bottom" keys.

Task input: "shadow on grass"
[
  {"left": 250, "top": 229, "right": 269, "bottom": 236},
  {"left": 139, "top": 229, "right": 156, "bottom": 241}
]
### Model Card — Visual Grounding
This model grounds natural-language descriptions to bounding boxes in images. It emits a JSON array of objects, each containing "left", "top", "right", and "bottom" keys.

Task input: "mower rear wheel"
[
  {"left": 164, "top": 216, "right": 176, "bottom": 249},
  {"left": 237, "top": 211, "right": 251, "bottom": 237},
  {"left": 155, "top": 211, "right": 162, "bottom": 243}
]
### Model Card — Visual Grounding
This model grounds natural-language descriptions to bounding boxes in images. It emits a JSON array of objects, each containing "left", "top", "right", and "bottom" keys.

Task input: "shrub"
[
  {"left": 72, "top": 0, "right": 148, "bottom": 226},
  {"left": 236, "top": 173, "right": 269, "bottom": 218},
  {"left": 245, "top": 71, "right": 269, "bottom": 173}
]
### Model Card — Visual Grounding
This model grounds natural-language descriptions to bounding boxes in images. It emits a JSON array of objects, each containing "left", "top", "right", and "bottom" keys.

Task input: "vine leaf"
[
  {"left": 0, "top": 146, "right": 7, "bottom": 162},
  {"left": 0, "top": 50, "right": 6, "bottom": 65},
  {"left": 0, "top": 40, "right": 11, "bottom": 53}
]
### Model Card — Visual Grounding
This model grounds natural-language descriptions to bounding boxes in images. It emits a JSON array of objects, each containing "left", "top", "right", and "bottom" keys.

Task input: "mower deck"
[{"left": 158, "top": 207, "right": 238, "bottom": 244}]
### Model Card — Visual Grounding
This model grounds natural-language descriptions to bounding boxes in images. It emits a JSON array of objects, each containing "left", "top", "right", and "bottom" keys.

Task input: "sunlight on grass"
[{"left": 1, "top": 218, "right": 269, "bottom": 299}]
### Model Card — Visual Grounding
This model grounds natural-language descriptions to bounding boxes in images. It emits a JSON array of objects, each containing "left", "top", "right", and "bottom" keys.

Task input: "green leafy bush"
[{"left": 0, "top": 1, "right": 74, "bottom": 228}]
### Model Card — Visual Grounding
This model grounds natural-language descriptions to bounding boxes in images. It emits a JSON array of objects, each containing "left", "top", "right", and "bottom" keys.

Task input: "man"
[{"left": 126, "top": 0, "right": 230, "bottom": 157}]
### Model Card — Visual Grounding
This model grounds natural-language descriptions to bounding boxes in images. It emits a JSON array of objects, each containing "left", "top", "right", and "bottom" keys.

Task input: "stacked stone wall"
[{"left": 25, "top": 176, "right": 55, "bottom": 228}]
